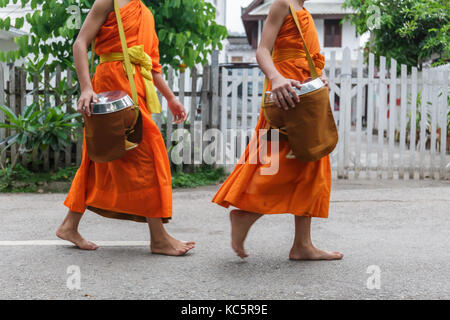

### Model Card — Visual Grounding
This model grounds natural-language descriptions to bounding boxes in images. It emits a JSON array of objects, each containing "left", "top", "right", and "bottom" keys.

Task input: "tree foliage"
[
  {"left": 0, "top": 0, "right": 227, "bottom": 73},
  {"left": 343, "top": 0, "right": 449, "bottom": 70}
]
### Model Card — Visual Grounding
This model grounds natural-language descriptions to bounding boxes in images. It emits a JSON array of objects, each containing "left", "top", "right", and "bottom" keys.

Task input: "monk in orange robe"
[
  {"left": 56, "top": 0, "right": 195, "bottom": 256},
  {"left": 212, "top": 0, "right": 343, "bottom": 260}
]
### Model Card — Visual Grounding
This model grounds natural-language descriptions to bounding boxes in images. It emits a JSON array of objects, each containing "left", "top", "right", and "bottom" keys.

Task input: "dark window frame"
[{"left": 324, "top": 19, "right": 342, "bottom": 48}]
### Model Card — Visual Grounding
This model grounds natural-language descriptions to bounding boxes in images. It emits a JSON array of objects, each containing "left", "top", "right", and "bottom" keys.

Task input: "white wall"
[
  {"left": 316, "top": 20, "right": 365, "bottom": 65},
  {"left": 226, "top": 49, "right": 257, "bottom": 64}
]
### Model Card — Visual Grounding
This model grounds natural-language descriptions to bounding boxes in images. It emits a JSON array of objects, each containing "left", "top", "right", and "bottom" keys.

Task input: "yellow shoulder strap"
[
  {"left": 114, "top": 0, "right": 139, "bottom": 106},
  {"left": 289, "top": 4, "right": 319, "bottom": 79}
]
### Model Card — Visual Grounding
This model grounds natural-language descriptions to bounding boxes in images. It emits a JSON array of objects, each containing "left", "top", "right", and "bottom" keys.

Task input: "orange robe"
[
  {"left": 212, "top": 8, "right": 331, "bottom": 218},
  {"left": 64, "top": 0, "right": 172, "bottom": 223}
]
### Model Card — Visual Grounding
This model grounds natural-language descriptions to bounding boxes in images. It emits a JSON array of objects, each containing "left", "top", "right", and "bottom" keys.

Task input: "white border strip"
[{"left": 0, "top": 240, "right": 149, "bottom": 246}]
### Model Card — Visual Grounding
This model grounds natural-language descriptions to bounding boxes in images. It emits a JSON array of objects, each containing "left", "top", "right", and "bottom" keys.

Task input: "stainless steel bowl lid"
[
  {"left": 294, "top": 77, "right": 325, "bottom": 96},
  {"left": 90, "top": 90, "right": 134, "bottom": 114},
  {"left": 264, "top": 78, "right": 325, "bottom": 104}
]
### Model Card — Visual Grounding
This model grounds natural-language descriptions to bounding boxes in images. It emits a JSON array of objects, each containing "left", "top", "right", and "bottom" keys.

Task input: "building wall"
[
  {"left": 227, "top": 18, "right": 364, "bottom": 66},
  {"left": 205, "top": 0, "right": 227, "bottom": 63},
  {"left": 315, "top": 19, "right": 362, "bottom": 64},
  {"left": 226, "top": 48, "right": 257, "bottom": 64}
]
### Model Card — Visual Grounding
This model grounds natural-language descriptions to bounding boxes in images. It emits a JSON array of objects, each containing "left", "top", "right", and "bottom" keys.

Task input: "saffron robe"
[
  {"left": 212, "top": 8, "right": 331, "bottom": 218},
  {"left": 64, "top": 0, "right": 172, "bottom": 222}
]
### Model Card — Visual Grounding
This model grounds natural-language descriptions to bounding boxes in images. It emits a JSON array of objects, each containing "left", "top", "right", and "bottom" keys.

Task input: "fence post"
[
  {"left": 439, "top": 69, "right": 449, "bottom": 179},
  {"left": 200, "top": 64, "right": 211, "bottom": 164},
  {"left": 328, "top": 51, "right": 338, "bottom": 177},
  {"left": 387, "top": 58, "right": 397, "bottom": 179},
  {"left": 64, "top": 69, "right": 73, "bottom": 167},
  {"left": 0, "top": 63, "right": 5, "bottom": 166},
  {"left": 355, "top": 51, "right": 364, "bottom": 178},
  {"left": 377, "top": 56, "right": 387, "bottom": 179},
  {"left": 8, "top": 65, "right": 17, "bottom": 167},
  {"left": 19, "top": 67, "right": 27, "bottom": 167},
  {"left": 43, "top": 67, "right": 50, "bottom": 171},
  {"left": 365, "top": 53, "right": 375, "bottom": 179},
  {"left": 153, "top": 92, "right": 163, "bottom": 130},
  {"left": 430, "top": 69, "right": 438, "bottom": 179},
  {"left": 419, "top": 69, "right": 428, "bottom": 179},
  {"left": 32, "top": 73, "right": 40, "bottom": 171},
  {"left": 240, "top": 68, "right": 249, "bottom": 158},
  {"left": 190, "top": 66, "right": 198, "bottom": 167},
  {"left": 398, "top": 64, "right": 408, "bottom": 179},
  {"left": 201, "top": 64, "right": 210, "bottom": 133},
  {"left": 210, "top": 50, "right": 220, "bottom": 130},
  {"left": 166, "top": 68, "right": 174, "bottom": 149},
  {"left": 338, "top": 47, "right": 352, "bottom": 179},
  {"left": 409, "top": 67, "right": 418, "bottom": 179},
  {"left": 220, "top": 66, "right": 228, "bottom": 166},
  {"left": 250, "top": 66, "right": 260, "bottom": 131},
  {"left": 53, "top": 65, "right": 62, "bottom": 170}
]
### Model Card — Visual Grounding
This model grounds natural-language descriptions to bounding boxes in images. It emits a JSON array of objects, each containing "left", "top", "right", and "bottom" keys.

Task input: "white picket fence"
[
  {"left": 1, "top": 49, "right": 449, "bottom": 179},
  {"left": 219, "top": 47, "right": 450, "bottom": 180}
]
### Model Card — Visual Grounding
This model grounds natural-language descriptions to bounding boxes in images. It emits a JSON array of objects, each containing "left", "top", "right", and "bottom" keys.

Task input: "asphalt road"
[{"left": 0, "top": 179, "right": 449, "bottom": 300}]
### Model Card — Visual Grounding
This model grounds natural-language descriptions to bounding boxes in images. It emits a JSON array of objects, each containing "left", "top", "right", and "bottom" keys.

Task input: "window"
[
  {"left": 232, "top": 56, "right": 243, "bottom": 63},
  {"left": 324, "top": 19, "right": 342, "bottom": 47}
]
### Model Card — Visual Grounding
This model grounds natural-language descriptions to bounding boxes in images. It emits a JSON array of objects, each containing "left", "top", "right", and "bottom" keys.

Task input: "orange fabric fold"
[
  {"left": 212, "top": 8, "right": 331, "bottom": 218},
  {"left": 64, "top": 0, "right": 172, "bottom": 221}
]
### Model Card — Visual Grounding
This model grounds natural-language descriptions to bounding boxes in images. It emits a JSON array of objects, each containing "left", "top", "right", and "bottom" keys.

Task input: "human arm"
[
  {"left": 73, "top": 0, "right": 114, "bottom": 116},
  {"left": 256, "top": 0, "right": 302, "bottom": 110},
  {"left": 152, "top": 71, "right": 187, "bottom": 124}
]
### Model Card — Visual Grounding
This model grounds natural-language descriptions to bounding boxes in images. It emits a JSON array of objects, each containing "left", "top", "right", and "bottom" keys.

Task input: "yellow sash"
[
  {"left": 99, "top": 45, "right": 162, "bottom": 114},
  {"left": 272, "top": 48, "right": 307, "bottom": 63}
]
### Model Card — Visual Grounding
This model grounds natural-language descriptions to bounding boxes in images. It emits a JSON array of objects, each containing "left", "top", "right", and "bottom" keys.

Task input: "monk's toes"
[
  {"left": 239, "top": 252, "right": 248, "bottom": 259},
  {"left": 181, "top": 241, "right": 195, "bottom": 251},
  {"left": 232, "top": 243, "right": 248, "bottom": 259},
  {"left": 87, "top": 241, "right": 99, "bottom": 250},
  {"left": 237, "top": 250, "right": 248, "bottom": 259},
  {"left": 323, "top": 251, "right": 343, "bottom": 260},
  {"left": 79, "top": 241, "right": 98, "bottom": 250},
  {"left": 178, "top": 246, "right": 193, "bottom": 255}
]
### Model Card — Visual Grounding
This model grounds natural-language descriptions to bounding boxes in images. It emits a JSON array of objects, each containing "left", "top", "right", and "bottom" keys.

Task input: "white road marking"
[{"left": 0, "top": 240, "right": 149, "bottom": 246}]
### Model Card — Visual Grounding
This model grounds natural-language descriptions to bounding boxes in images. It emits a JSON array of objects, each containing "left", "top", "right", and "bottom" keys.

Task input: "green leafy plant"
[
  {"left": 0, "top": 102, "right": 82, "bottom": 168},
  {"left": 0, "top": 164, "right": 34, "bottom": 192},
  {"left": 171, "top": 165, "right": 227, "bottom": 188},
  {"left": 146, "top": 0, "right": 227, "bottom": 73},
  {"left": 0, "top": 163, "right": 227, "bottom": 193},
  {"left": 0, "top": 0, "right": 227, "bottom": 74},
  {"left": 0, "top": 163, "right": 79, "bottom": 192},
  {"left": 343, "top": 0, "right": 449, "bottom": 70}
]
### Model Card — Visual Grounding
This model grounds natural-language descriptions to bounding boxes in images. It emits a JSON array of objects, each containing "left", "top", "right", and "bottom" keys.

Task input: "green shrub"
[
  {"left": 0, "top": 102, "right": 82, "bottom": 169},
  {"left": 172, "top": 165, "right": 227, "bottom": 188}
]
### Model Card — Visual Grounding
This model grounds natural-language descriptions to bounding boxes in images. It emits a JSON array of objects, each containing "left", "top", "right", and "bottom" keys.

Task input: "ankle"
[
  {"left": 57, "top": 223, "right": 77, "bottom": 233},
  {"left": 292, "top": 241, "right": 314, "bottom": 250},
  {"left": 150, "top": 233, "right": 171, "bottom": 246}
]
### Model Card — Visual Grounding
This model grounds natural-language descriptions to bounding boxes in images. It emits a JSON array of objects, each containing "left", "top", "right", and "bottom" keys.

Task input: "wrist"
[
  {"left": 166, "top": 95, "right": 178, "bottom": 104},
  {"left": 269, "top": 74, "right": 283, "bottom": 83},
  {"left": 80, "top": 82, "right": 93, "bottom": 92}
]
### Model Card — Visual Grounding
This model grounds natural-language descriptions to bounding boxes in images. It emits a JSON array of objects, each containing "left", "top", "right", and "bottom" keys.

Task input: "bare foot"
[
  {"left": 289, "top": 244, "right": 343, "bottom": 261},
  {"left": 56, "top": 226, "right": 98, "bottom": 250},
  {"left": 230, "top": 210, "right": 261, "bottom": 259},
  {"left": 150, "top": 235, "right": 195, "bottom": 256}
]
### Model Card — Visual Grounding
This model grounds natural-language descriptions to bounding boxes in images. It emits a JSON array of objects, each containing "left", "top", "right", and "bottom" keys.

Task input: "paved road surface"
[{"left": 0, "top": 179, "right": 449, "bottom": 299}]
